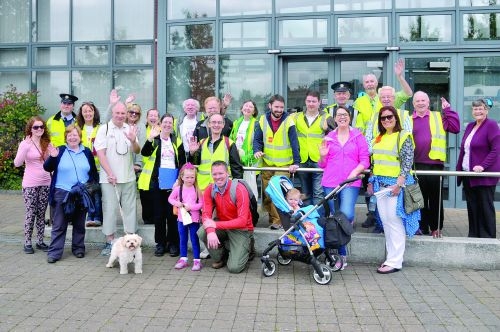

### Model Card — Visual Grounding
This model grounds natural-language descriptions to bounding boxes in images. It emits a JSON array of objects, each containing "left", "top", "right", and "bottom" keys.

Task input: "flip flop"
[{"left": 377, "top": 265, "right": 400, "bottom": 274}]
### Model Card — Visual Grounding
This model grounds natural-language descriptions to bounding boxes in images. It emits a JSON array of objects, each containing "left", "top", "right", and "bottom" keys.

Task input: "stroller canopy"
[{"left": 265, "top": 175, "right": 294, "bottom": 214}]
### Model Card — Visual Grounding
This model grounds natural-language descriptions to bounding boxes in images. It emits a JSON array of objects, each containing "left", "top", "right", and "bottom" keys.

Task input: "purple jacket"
[
  {"left": 318, "top": 127, "right": 370, "bottom": 188},
  {"left": 456, "top": 117, "right": 500, "bottom": 187}
]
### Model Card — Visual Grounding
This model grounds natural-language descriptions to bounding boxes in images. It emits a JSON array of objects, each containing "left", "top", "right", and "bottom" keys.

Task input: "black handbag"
[{"left": 318, "top": 212, "right": 354, "bottom": 249}]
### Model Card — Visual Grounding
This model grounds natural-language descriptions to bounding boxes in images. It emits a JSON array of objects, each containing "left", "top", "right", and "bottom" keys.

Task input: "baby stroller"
[{"left": 260, "top": 175, "right": 362, "bottom": 285}]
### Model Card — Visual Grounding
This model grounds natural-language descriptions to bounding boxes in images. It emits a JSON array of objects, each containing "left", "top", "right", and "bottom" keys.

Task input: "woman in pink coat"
[{"left": 318, "top": 106, "right": 370, "bottom": 270}]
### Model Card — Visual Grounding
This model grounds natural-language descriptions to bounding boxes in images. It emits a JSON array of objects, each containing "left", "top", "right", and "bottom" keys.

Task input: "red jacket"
[{"left": 202, "top": 180, "right": 254, "bottom": 233}]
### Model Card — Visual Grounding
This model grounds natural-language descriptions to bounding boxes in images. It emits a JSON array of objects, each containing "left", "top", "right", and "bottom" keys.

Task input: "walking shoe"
[
  {"left": 372, "top": 225, "right": 384, "bottom": 234},
  {"left": 47, "top": 257, "right": 58, "bottom": 263},
  {"left": 169, "top": 244, "right": 180, "bottom": 257},
  {"left": 100, "top": 242, "right": 112, "bottom": 256},
  {"left": 200, "top": 248, "right": 211, "bottom": 259},
  {"left": 332, "top": 255, "right": 347, "bottom": 272},
  {"left": 85, "top": 221, "right": 97, "bottom": 227},
  {"left": 211, "top": 259, "right": 226, "bottom": 269},
  {"left": 361, "top": 213, "right": 375, "bottom": 228},
  {"left": 24, "top": 244, "right": 34, "bottom": 254},
  {"left": 415, "top": 229, "right": 424, "bottom": 236},
  {"left": 36, "top": 242, "right": 49, "bottom": 252},
  {"left": 192, "top": 260, "right": 202, "bottom": 271},
  {"left": 269, "top": 224, "right": 283, "bottom": 230},
  {"left": 174, "top": 259, "right": 189, "bottom": 269},
  {"left": 154, "top": 244, "right": 166, "bottom": 257},
  {"left": 93, "top": 220, "right": 102, "bottom": 227}
]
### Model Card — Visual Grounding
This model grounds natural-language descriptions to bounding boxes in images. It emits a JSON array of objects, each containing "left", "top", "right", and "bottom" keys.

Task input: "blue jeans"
[
  {"left": 178, "top": 221, "right": 200, "bottom": 259},
  {"left": 323, "top": 186, "right": 359, "bottom": 256},
  {"left": 299, "top": 159, "right": 324, "bottom": 216}
]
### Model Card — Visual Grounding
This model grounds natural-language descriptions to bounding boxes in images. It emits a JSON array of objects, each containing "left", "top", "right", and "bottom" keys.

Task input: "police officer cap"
[
  {"left": 59, "top": 93, "right": 78, "bottom": 104},
  {"left": 331, "top": 82, "right": 352, "bottom": 93}
]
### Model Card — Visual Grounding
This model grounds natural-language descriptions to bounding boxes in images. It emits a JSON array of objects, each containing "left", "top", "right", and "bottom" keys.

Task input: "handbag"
[
  {"left": 318, "top": 212, "right": 354, "bottom": 249},
  {"left": 404, "top": 180, "right": 424, "bottom": 214}
]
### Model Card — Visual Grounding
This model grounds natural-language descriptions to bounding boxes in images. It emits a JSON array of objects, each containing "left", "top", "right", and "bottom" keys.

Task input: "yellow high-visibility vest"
[
  {"left": 259, "top": 115, "right": 294, "bottom": 166},
  {"left": 372, "top": 131, "right": 411, "bottom": 177},
  {"left": 412, "top": 111, "right": 447, "bottom": 162},
  {"left": 294, "top": 111, "right": 329, "bottom": 163},
  {"left": 197, "top": 137, "right": 232, "bottom": 191}
]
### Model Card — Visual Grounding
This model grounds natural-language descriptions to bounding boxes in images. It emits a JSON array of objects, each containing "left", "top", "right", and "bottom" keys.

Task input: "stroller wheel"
[
  {"left": 277, "top": 253, "right": 292, "bottom": 265},
  {"left": 313, "top": 264, "right": 332, "bottom": 285},
  {"left": 262, "top": 260, "right": 276, "bottom": 277}
]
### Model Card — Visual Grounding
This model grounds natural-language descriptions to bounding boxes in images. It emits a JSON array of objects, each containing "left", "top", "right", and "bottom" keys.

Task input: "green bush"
[{"left": 0, "top": 85, "right": 46, "bottom": 190}]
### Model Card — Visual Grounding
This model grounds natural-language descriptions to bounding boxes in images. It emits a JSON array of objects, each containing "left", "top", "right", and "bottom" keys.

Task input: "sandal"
[{"left": 377, "top": 265, "right": 400, "bottom": 274}]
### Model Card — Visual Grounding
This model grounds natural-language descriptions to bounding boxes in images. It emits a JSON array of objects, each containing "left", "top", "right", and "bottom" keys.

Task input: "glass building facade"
[{"left": 1, "top": 0, "right": 499, "bottom": 208}]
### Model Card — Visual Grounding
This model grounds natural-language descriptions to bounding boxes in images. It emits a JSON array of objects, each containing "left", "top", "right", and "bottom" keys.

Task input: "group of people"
[{"left": 13, "top": 59, "right": 499, "bottom": 274}]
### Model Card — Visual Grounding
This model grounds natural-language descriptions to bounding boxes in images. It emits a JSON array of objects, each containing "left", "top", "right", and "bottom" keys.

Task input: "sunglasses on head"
[
  {"left": 32, "top": 125, "right": 45, "bottom": 130},
  {"left": 82, "top": 101, "right": 94, "bottom": 106},
  {"left": 380, "top": 114, "right": 394, "bottom": 121}
]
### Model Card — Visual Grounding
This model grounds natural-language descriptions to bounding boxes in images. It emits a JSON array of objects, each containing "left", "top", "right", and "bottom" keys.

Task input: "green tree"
[{"left": 0, "top": 85, "right": 46, "bottom": 189}]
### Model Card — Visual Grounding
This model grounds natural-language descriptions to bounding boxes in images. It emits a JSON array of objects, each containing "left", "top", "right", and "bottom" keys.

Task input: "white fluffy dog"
[{"left": 106, "top": 234, "right": 143, "bottom": 274}]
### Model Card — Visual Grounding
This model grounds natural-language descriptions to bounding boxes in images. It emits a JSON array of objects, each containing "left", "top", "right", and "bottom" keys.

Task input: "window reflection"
[
  {"left": 0, "top": 72, "right": 30, "bottom": 93},
  {"left": 275, "top": 0, "right": 330, "bottom": 13},
  {"left": 286, "top": 61, "right": 328, "bottom": 113},
  {"left": 0, "top": 48, "right": 27, "bottom": 67},
  {"left": 169, "top": 24, "right": 214, "bottom": 50},
  {"left": 114, "top": 0, "right": 153, "bottom": 40},
  {"left": 116, "top": 45, "right": 152, "bottom": 65},
  {"left": 74, "top": 45, "right": 109, "bottom": 66},
  {"left": 72, "top": 70, "right": 111, "bottom": 113},
  {"left": 166, "top": 56, "right": 216, "bottom": 117},
  {"left": 460, "top": 0, "right": 500, "bottom": 6},
  {"left": 219, "top": 55, "right": 272, "bottom": 119},
  {"left": 73, "top": 0, "right": 111, "bottom": 41},
  {"left": 222, "top": 21, "right": 268, "bottom": 48},
  {"left": 34, "top": 47, "right": 67, "bottom": 66},
  {"left": 35, "top": 0, "right": 69, "bottom": 42},
  {"left": 0, "top": 0, "right": 29, "bottom": 43},
  {"left": 279, "top": 19, "right": 327, "bottom": 46},
  {"left": 113, "top": 69, "right": 154, "bottom": 111},
  {"left": 400, "top": 15, "right": 452, "bottom": 42},
  {"left": 334, "top": 0, "right": 391, "bottom": 11},
  {"left": 220, "top": 0, "right": 271, "bottom": 16},
  {"left": 167, "top": 0, "right": 216, "bottom": 19},
  {"left": 338, "top": 17, "right": 388, "bottom": 44},
  {"left": 35, "top": 71, "right": 70, "bottom": 115},
  {"left": 396, "top": 0, "right": 454, "bottom": 8},
  {"left": 463, "top": 13, "right": 500, "bottom": 40}
]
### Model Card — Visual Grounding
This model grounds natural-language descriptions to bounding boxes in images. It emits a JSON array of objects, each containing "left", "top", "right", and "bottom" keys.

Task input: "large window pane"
[
  {"left": 0, "top": 48, "right": 27, "bottom": 67},
  {"left": 276, "top": 0, "right": 330, "bottom": 14},
  {"left": 169, "top": 24, "right": 214, "bottom": 50},
  {"left": 35, "top": 0, "right": 69, "bottom": 42},
  {"left": 72, "top": 70, "right": 112, "bottom": 114},
  {"left": 286, "top": 61, "right": 328, "bottom": 112},
  {"left": 222, "top": 21, "right": 268, "bottom": 48},
  {"left": 116, "top": 45, "right": 152, "bottom": 65},
  {"left": 463, "top": 13, "right": 500, "bottom": 41},
  {"left": 0, "top": 72, "right": 30, "bottom": 93},
  {"left": 279, "top": 19, "right": 328, "bottom": 46},
  {"left": 167, "top": 0, "right": 216, "bottom": 19},
  {"left": 338, "top": 17, "right": 388, "bottom": 45},
  {"left": 166, "top": 56, "right": 216, "bottom": 117},
  {"left": 113, "top": 70, "right": 154, "bottom": 112},
  {"left": 74, "top": 45, "right": 109, "bottom": 66},
  {"left": 460, "top": 0, "right": 500, "bottom": 6},
  {"left": 114, "top": 0, "right": 154, "bottom": 40},
  {"left": 219, "top": 55, "right": 273, "bottom": 120},
  {"left": 220, "top": 0, "right": 272, "bottom": 16},
  {"left": 0, "top": 0, "right": 29, "bottom": 43},
  {"left": 73, "top": 0, "right": 111, "bottom": 41},
  {"left": 34, "top": 47, "right": 67, "bottom": 66},
  {"left": 396, "top": 0, "right": 454, "bottom": 8},
  {"left": 35, "top": 71, "right": 70, "bottom": 118},
  {"left": 334, "top": 0, "right": 391, "bottom": 11},
  {"left": 400, "top": 15, "right": 452, "bottom": 42}
]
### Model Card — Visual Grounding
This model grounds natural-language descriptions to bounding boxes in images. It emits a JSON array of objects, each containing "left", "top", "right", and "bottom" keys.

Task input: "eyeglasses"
[
  {"left": 32, "top": 125, "right": 45, "bottom": 130},
  {"left": 380, "top": 114, "right": 394, "bottom": 122},
  {"left": 209, "top": 121, "right": 224, "bottom": 125},
  {"left": 128, "top": 111, "right": 141, "bottom": 116},
  {"left": 336, "top": 113, "right": 350, "bottom": 118}
]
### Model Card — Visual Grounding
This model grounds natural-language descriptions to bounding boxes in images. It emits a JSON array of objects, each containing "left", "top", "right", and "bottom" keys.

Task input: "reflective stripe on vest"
[
  {"left": 260, "top": 115, "right": 293, "bottom": 166},
  {"left": 428, "top": 112, "right": 447, "bottom": 161},
  {"left": 197, "top": 138, "right": 231, "bottom": 191},
  {"left": 372, "top": 131, "right": 411, "bottom": 177},
  {"left": 137, "top": 138, "right": 180, "bottom": 190},
  {"left": 295, "top": 112, "right": 328, "bottom": 162}
]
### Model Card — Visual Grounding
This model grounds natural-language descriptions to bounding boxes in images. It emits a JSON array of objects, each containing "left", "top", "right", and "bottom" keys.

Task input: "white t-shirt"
[
  {"left": 180, "top": 116, "right": 198, "bottom": 151},
  {"left": 160, "top": 137, "right": 176, "bottom": 169}
]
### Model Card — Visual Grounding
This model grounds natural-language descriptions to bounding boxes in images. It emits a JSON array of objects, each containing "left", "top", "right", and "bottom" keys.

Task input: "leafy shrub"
[{"left": 0, "top": 85, "right": 46, "bottom": 189}]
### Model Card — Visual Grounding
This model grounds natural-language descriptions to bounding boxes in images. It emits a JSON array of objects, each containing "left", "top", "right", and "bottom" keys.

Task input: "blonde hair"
[
  {"left": 65, "top": 124, "right": 82, "bottom": 141},
  {"left": 286, "top": 188, "right": 302, "bottom": 200}
]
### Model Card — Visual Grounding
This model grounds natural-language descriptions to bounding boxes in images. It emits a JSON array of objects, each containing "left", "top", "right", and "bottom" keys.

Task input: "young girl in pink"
[{"left": 168, "top": 163, "right": 204, "bottom": 271}]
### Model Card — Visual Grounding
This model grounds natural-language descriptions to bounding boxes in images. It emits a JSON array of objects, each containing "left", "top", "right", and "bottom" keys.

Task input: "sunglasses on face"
[
  {"left": 380, "top": 114, "right": 394, "bottom": 122},
  {"left": 32, "top": 125, "right": 45, "bottom": 130},
  {"left": 128, "top": 111, "right": 140, "bottom": 116}
]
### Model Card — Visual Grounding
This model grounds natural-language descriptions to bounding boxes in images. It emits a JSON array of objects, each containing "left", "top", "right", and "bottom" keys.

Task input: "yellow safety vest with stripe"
[
  {"left": 370, "top": 109, "right": 410, "bottom": 139},
  {"left": 142, "top": 125, "right": 153, "bottom": 166},
  {"left": 260, "top": 115, "right": 294, "bottom": 166},
  {"left": 47, "top": 116, "right": 67, "bottom": 147},
  {"left": 80, "top": 124, "right": 100, "bottom": 170},
  {"left": 294, "top": 111, "right": 329, "bottom": 163},
  {"left": 372, "top": 131, "right": 411, "bottom": 177},
  {"left": 137, "top": 135, "right": 181, "bottom": 191},
  {"left": 197, "top": 137, "right": 232, "bottom": 191},
  {"left": 353, "top": 95, "right": 380, "bottom": 134},
  {"left": 411, "top": 111, "right": 447, "bottom": 162}
]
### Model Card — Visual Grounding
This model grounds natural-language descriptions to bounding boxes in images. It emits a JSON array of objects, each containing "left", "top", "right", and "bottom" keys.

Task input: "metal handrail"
[{"left": 243, "top": 166, "right": 500, "bottom": 178}]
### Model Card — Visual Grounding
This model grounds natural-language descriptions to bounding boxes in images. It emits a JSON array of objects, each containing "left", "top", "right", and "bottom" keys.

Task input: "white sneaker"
[{"left": 200, "top": 248, "right": 211, "bottom": 259}]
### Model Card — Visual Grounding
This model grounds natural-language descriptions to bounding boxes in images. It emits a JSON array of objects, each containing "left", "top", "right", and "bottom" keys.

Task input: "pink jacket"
[
  {"left": 318, "top": 128, "right": 370, "bottom": 188},
  {"left": 168, "top": 185, "right": 203, "bottom": 223}
]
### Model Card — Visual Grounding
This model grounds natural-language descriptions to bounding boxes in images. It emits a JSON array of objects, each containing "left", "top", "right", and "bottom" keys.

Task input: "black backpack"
[
  {"left": 211, "top": 179, "right": 259, "bottom": 226},
  {"left": 318, "top": 212, "right": 354, "bottom": 249}
]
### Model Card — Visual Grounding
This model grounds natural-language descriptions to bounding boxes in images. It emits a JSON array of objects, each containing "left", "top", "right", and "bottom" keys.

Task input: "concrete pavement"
[{"left": 1, "top": 191, "right": 499, "bottom": 331}]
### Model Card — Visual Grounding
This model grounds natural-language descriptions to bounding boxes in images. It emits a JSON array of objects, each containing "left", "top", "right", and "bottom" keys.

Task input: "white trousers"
[{"left": 377, "top": 194, "right": 405, "bottom": 269}]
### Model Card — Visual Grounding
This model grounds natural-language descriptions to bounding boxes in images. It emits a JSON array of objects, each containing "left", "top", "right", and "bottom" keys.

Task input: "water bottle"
[{"left": 368, "top": 195, "right": 377, "bottom": 212}]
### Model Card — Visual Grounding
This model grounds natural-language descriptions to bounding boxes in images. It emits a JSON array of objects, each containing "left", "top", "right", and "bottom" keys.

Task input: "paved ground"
[{"left": 1, "top": 191, "right": 499, "bottom": 331}]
